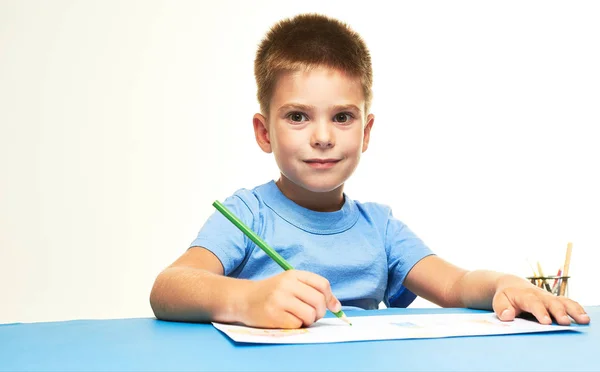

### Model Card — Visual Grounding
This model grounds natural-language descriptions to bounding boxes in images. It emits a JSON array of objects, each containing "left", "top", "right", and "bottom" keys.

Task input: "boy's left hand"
[{"left": 492, "top": 283, "right": 591, "bottom": 325}]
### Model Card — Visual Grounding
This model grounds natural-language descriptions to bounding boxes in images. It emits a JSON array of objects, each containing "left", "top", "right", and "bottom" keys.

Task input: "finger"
[
  {"left": 492, "top": 290, "right": 519, "bottom": 321},
  {"left": 510, "top": 290, "right": 552, "bottom": 325},
  {"left": 284, "top": 296, "right": 318, "bottom": 327},
  {"left": 295, "top": 271, "right": 341, "bottom": 312},
  {"left": 560, "top": 297, "right": 591, "bottom": 325},
  {"left": 546, "top": 297, "right": 571, "bottom": 325},
  {"left": 262, "top": 292, "right": 303, "bottom": 329},
  {"left": 277, "top": 311, "right": 303, "bottom": 329},
  {"left": 294, "top": 282, "right": 327, "bottom": 320},
  {"left": 255, "top": 300, "right": 302, "bottom": 329}
]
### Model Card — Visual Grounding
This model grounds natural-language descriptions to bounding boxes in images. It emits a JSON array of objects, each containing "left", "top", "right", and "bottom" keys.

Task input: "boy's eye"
[
  {"left": 287, "top": 112, "right": 308, "bottom": 122},
  {"left": 334, "top": 113, "right": 353, "bottom": 123}
]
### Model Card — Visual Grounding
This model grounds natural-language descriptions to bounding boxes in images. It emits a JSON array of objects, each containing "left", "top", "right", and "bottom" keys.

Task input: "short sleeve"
[
  {"left": 189, "top": 192, "right": 256, "bottom": 275},
  {"left": 384, "top": 213, "right": 435, "bottom": 308}
]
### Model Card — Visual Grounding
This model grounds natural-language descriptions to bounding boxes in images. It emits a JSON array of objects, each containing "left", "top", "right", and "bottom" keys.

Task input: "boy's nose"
[{"left": 311, "top": 122, "right": 335, "bottom": 149}]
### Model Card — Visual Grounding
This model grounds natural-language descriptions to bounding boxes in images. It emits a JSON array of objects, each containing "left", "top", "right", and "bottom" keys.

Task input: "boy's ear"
[
  {"left": 253, "top": 113, "right": 272, "bottom": 153},
  {"left": 362, "top": 113, "right": 375, "bottom": 153}
]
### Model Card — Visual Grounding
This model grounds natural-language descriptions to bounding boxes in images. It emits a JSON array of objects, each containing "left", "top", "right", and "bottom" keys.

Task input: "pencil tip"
[{"left": 340, "top": 316, "right": 352, "bottom": 326}]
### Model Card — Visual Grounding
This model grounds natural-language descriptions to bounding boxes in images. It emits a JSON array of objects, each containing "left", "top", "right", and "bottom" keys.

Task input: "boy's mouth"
[{"left": 304, "top": 158, "right": 341, "bottom": 169}]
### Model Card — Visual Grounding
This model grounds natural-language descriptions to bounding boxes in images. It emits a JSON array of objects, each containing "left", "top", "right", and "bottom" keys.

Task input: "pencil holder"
[{"left": 526, "top": 276, "right": 570, "bottom": 296}]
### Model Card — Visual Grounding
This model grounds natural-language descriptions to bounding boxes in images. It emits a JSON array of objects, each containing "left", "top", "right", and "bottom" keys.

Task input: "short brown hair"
[{"left": 254, "top": 13, "right": 373, "bottom": 115}]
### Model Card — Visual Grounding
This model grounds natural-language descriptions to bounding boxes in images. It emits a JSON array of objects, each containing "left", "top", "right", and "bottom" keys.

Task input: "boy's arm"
[
  {"left": 403, "top": 255, "right": 590, "bottom": 325},
  {"left": 149, "top": 247, "right": 342, "bottom": 328},
  {"left": 149, "top": 247, "right": 250, "bottom": 323}
]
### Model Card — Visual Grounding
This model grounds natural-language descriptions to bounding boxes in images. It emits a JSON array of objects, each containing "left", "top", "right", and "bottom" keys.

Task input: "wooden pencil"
[
  {"left": 537, "top": 261, "right": 552, "bottom": 292},
  {"left": 559, "top": 242, "right": 573, "bottom": 296}
]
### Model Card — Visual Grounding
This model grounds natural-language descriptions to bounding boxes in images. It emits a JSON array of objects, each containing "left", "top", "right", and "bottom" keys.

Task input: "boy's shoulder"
[
  {"left": 349, "top": 197, "right": 401, "bottom": 239},
  {"left": 223, "top": 180, "right": 281, "bottom": 214},
  {"left": 222, "top": 182, "right": 267, "bottom": 212},
  {"left": 351, "top": 197, "right": 393, "bottom": 218}
]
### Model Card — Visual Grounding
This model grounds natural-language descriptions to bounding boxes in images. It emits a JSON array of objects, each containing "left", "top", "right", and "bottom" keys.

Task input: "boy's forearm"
[
  {"left": 456, "top": 270, "right": 532, "bottom": 310},
  {"left": 149, "top": 267, "right": 250, "bottom": 323}
]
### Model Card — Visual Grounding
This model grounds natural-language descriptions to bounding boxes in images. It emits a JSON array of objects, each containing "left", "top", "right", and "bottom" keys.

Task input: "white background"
[{"left": 1, "top": 1, "right": 598, "bottom": 324}]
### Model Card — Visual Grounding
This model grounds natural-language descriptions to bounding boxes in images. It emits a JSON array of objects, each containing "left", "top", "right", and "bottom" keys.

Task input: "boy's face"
[{"left": 253, "top": 66, "right": 374, "bottom": 196}]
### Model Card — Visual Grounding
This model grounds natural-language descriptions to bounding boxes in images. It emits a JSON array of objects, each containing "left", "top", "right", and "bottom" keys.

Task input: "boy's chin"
[
  {"left": 296, "top": 179, "right": 346, "bottom": 194},
  {"left": 279, "top": 173, "right": 348, "bottom": 194}
]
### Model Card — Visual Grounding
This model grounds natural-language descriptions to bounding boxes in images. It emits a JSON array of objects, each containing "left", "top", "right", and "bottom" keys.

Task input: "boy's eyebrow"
[
  {"left": 331, "top": 104, "right": 362, "bottom": 113},
  {"left": 277, "top": 103, "right": 313, "bottom": 113},
  {"left": 277, "top": 103, "right": 362, "bottom": 113}
]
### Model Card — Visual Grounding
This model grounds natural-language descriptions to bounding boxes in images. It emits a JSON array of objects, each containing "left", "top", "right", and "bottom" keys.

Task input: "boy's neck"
[{"left": 275, "top": 177, "right": 344, "bottom": 212}]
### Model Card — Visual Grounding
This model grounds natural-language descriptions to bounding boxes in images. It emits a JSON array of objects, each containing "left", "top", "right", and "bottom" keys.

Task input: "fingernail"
[
  {"left": 501, "top": 309, "right": 510, "bottom": 318},
  {"left": 543, "top": 315, "right": 551, "bottom": 323},
  {"left": 561, "top": 315, "right": 570, "bottom": 323},
  {"left": 581, "top": 313, "right": 590, "bottom": 320},
  {"left": 333, "top": 301, "right": 341, "bottom": 312}
]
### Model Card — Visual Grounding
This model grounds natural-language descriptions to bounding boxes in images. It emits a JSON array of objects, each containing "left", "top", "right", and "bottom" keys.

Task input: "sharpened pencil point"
[{"left": 339, "top": 314, "right": 352, "bottom": 326}]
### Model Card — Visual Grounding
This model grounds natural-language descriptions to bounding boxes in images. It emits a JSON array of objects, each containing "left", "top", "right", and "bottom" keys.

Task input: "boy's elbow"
[{"left": 149, "top": 273, "right": 170, "bottom": 320}]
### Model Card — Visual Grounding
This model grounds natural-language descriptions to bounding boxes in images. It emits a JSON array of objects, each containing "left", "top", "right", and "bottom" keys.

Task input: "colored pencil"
[{"left": 213, "top": 200, "right": 352, "bottom": 326}]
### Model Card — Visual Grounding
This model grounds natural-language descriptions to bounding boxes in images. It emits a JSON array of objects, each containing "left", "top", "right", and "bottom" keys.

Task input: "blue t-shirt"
[{"left": 190, "top": 180, "right": 434, "bottom": 310}]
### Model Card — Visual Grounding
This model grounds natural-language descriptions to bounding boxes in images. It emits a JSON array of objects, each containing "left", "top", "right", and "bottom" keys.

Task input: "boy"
[{"left": 150, "top": 14, "right": 590, "bottom": 329}]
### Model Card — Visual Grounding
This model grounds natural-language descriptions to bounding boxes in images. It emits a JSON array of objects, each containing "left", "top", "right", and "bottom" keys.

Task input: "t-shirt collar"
[{"left": 258, "top": 180, "right": 359, "bottom": 235}]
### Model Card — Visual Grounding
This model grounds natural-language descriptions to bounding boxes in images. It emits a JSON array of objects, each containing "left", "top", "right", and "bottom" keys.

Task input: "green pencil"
[{"left": 213, "top": 200, "right": 352, "bottom": 326}]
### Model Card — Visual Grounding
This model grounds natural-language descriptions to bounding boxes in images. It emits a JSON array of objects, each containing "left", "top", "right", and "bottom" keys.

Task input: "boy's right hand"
[{"left": 239, "top": 270, "right": 342, "bottom": 329}]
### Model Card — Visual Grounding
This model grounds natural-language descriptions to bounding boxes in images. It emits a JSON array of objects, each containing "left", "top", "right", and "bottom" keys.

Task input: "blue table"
[{"left": 1, "top": 307, "right": 597, "bottom": 371}]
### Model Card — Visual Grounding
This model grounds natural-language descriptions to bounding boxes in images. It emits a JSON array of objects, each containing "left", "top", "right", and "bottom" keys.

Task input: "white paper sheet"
[{"left": 213, "top": 312, "right": 580, "bottom": 344}]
